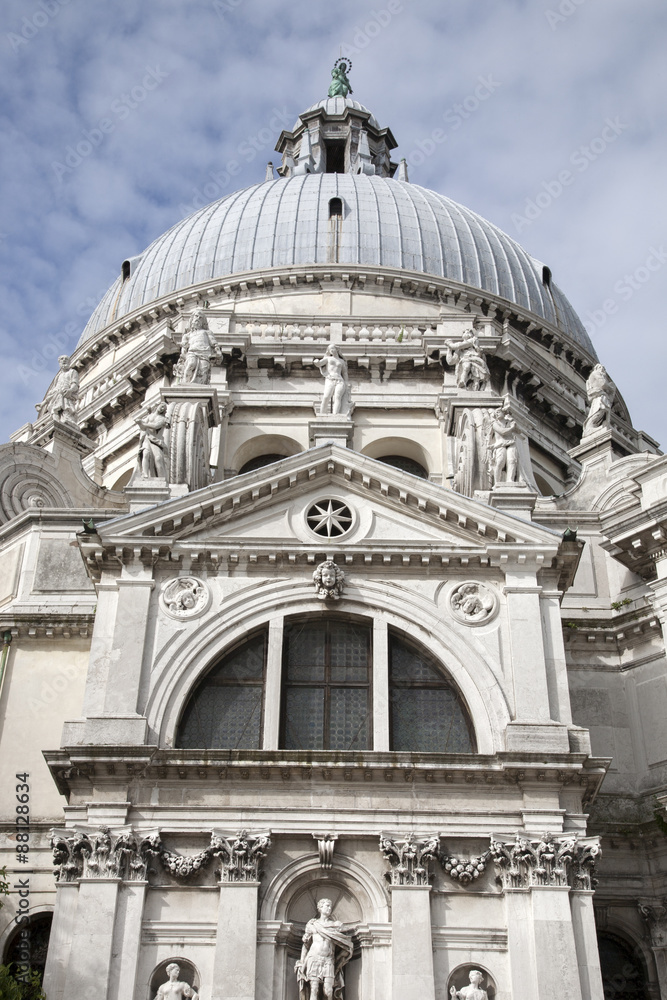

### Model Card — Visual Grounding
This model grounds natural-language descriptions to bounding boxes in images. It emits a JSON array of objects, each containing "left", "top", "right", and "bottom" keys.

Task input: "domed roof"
[
  {"left": 296, "top": 96, "right": 380, "bottom": 130},
  {"left": 79, "top": 174, "right": 595, "bottom": 356}
]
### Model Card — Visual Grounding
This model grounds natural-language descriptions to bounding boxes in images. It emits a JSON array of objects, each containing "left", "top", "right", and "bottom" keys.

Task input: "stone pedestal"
[
  {"left": 390, "top": 885, "right": 435, "bottom": 1000},
  {"left": 309, "top": 416, "right": 353, "bottom": 449},
  {"left": 211, "top": 882, "right": 260, "bottom": 1000},
  {"left": 62, "top": 879, "right": 121, "bottom": 1000},
  {"left": 161, "top": 384, "right": 222, "bottom": 492},
  {"left": 124, "top": 478, "right": 171, "bottom": 513},
  {"left": 489, "top": 483, "right": 538, "bottom": 521}
]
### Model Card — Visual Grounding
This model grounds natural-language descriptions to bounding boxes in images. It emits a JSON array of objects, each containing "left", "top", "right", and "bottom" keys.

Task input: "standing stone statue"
[
  {"left": 490, "top": 397, "right": 519, "bottom": 486},
  {"left": 450, "top": 969, "right": 489, "bottom": 1000},
  {"left": 328, "top": 58, "right": 353, "bottom": 98},
  {"left": 295, "top": 898, "right": 354, "bottom": 1000},
  {"left": 48, "top": 355, "right": 80, "bottom": 425},
  {"left": 133, "top": 402, "right": 169, "bottom": 480},
  {"left": 175, "top": 309, "right": 220, "bottom": 385},
  {"left": 314, "top": 345, "right": 349, "bottom": 416},
  {"left": 582, "top": 363, "right": 615, "bottom": 437},
  {"left": 445, "top": 329, "right": 490, "bottom": 391},
  {"left": 154, "top": 963, "right": 199, "bottom": 1000}
]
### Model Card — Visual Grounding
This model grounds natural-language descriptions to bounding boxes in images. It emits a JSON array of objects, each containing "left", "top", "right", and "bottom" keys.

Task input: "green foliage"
[
  {"left": 610, "top": 597, "right": 632, "bottom": 611},
  {"left": 0, "top": 966, "right": 45, "bottom": 1000},
  {"left": 0, "top": 867, "right": 9, "bottom": 902}
]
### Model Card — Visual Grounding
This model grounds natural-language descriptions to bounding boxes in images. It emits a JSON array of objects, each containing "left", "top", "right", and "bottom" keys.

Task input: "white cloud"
[{"left": 1, "top": 0, "right": 666, "bottom": 444}]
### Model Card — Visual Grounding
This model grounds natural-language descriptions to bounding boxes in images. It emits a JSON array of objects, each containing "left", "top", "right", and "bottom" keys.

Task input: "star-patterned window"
[{"left": 306, "top": 498, "right": 353, "bottom": 538}]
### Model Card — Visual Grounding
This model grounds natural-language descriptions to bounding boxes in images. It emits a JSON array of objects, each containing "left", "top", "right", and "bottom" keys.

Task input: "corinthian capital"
[{"left": 379, "top": 833, "right": 439, "bottom": 886}]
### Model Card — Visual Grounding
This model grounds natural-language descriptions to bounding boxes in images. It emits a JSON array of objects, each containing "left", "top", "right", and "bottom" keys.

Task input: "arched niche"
[
  {"left": 149, "top": 958, "right": 200, "bottom": 1000},
  {"left": 448, "top": 965, "right": 497, "bottom": 1000},
  {"left": 261, "top": 854, "right": 388, "bottom": 925},
  {"left": 596, "top": 931, "right": 652, "bottom": 1000},
  {"left": 2, "top": 910, "right": 53, "bottom": 982},
  {"left": 229, "top": 434, "right": 302, "bottom": 475},
  {"left": 361, "top": 436, "right": 430, "bottom": 477}
]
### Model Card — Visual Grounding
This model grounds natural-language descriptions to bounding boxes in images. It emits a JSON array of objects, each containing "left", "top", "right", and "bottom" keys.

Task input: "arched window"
[
  {"left": 281, "top": 618, "right": 371, "bottom": 751},
  {"left": 175, "top": 617, "right": 476, "bottom": 754},
  {"left": 177, "top": 631, "right": 266, "bottom": 749},
  {"left": 3, "top": 912, "right": 52, "bottom": 982},
  {"left": 377, "top": 455, "right": 428, "bottom": 479},
  {"left": 389, "top": 632, "right": 475, "bottom": 752},
  {"left": 238, "top": 454, "right": 287, "bottom": 475}
]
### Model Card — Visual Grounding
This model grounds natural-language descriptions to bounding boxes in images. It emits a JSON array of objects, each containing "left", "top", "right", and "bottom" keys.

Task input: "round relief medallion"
[
  {"left": 160, "top": 576, "right": 211, "bottom": 619},
  {"left": 305, "top": 498, "right": 354, "bottom": 538},
  {"left": 449, "top": 581, "right": 498, "bottom": 625}
]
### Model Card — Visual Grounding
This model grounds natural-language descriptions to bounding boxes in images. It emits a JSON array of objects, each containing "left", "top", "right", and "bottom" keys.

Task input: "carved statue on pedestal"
[
  {"left": 48, "top": 355, "right": 80, "bottom": 425},
  {"left": 154, "top": 964, "right": 199, "bottom": 1000},
  {"left": 133, "top": 402, "right": 170, "bottom": 480},
  {"left": 295, "top": 898, "right": 354, "bottom": 1000},
  {"left": 450, "top": 970, "right": 489, "bottom": 1000},
  {"left": 582, "top": 363, "right": 615, "bottom": 437},
  {"left": 445, "top": 330, "right": 490, "bottom": 391},
  {"left": 490, "top": 397, "right": 519, "bottom": 486},
  {"left": 175, "top": 309, "right": 220, "bottom": 385},
  {"left": 314, "top": 345, "right": 349, "bottom": 416}
]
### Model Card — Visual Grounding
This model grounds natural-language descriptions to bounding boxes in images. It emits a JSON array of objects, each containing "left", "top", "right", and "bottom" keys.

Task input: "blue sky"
[{"left": 1, "top": 0, "right": 666, "bottom": 446}]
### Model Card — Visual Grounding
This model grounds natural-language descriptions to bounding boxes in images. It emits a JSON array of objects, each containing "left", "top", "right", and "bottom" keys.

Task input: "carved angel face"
[{"left": 320, "top": 565, "right": 337, "bottom": 588}]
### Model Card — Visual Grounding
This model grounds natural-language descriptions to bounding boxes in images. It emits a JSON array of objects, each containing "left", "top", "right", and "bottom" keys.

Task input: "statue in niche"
[
  {"left": 328, "top": 58, "right": 353, "bottom": 98},
  {"left": 133, "top": 402, "right": 170, "bottom": 480},
  {"left": 48, "top": 355, "right": 80, "bottom": 425},
  {"left": 313, "top": 559, "right": 345, "bottom": 600},
  {"left": 314, "top": 345, "right": 349, "bottom": 416},
  {"left": 175, "top": 309, "right": 220, "bottom": 385},
  {"left": 490, "top": 397, "right": 520, "bottom": 486},
  {"left": 295, "top": 898, "right": 354, "bottom": 1000},
  {"left": 582, "top": 363, "right": 615, "bottom": 437},
  {"left": 154, "top": 964, "right": 199, "bottom": 1000},
  {"left": 450, "top": 970, "right": 489, "bottom": 1000},
  {"left": 444, "top": 329, "right": 490, "bottom": 391}
]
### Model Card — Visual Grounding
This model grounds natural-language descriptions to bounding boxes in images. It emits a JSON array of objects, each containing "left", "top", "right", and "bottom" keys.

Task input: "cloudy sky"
[{"left": 1, "top": 0, "right": 666, "bottom": 447}]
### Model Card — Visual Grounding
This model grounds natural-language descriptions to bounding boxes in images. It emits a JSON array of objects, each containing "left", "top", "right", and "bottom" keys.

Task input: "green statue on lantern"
[{"left": 328, "top": 58, "right": 353, "bottom": 98}]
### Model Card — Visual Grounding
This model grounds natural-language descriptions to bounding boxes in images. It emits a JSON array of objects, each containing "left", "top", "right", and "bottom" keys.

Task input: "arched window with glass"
[{"left": 175, "top": 616, "right": 475, "bottom": 755}]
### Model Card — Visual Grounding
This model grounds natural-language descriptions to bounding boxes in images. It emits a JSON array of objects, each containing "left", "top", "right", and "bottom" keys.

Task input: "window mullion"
[
  {"left": 373, "top": 619, "right": 389, "bottom": 751},
  {"left": 262, "top": 616, "right": 284, "bottom": 750}
]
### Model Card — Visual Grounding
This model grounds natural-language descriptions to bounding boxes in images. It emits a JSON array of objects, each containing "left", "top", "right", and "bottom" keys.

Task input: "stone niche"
[
  {"left": 284, "top": 882, "right": 362, "bottom": 1000},
  {"left": 149, "top": 958, "right": 200, "bottom": 999}
]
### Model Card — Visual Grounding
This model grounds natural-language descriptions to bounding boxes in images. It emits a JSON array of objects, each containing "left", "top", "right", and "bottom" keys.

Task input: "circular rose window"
[{"left": 306, "top": 499, "right": 353, "bottom": 538}]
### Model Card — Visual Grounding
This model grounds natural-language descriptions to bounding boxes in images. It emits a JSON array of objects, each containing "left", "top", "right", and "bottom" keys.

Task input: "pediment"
[{"left": 93, "top": 446, "right": 563, "bottom": 558}]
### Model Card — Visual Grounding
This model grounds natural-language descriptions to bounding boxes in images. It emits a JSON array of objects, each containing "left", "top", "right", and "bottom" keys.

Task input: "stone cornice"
[{"left": 44, "top": 747, "right": 608, "bottom": 802}]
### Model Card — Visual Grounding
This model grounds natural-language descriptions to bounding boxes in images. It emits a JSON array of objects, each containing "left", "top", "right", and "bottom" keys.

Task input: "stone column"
[
  {"left": 571, "top": 891, "right": 604, "bottom": 1000},
  {"left": 107, "top": 881, "right": 148, "bottom": 1000},
  {"left": 492, "top": 835, "right": 601, "bottom": 1000},
  {"left": 102, "top": 573, "right": 155, "bottom": 717},
  {"left": 638, "top": 901, "right": 667, "bottom": 1000},
  {"left": 380, "top": 834, "right": 438, "bottom": 1000},
  {"left": 390, "top": 886, "right": 435, "bottom": 1000},
  {"left": 210, "top": 831, "right": 271, "bottom": 1000},
  {"left": 62, "top": 879, "right": 121, "bottom": 1000},
  {"left": 211, "top": 883, "right": 260, "bottom": 1000},
  {"left": 42, "top": 881, "right": 79, "bottom": 1000}
]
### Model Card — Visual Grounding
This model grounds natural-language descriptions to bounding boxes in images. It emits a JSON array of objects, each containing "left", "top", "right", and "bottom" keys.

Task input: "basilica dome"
[{"left": 79, "top": 172, "right": 594, "bottom": 356}]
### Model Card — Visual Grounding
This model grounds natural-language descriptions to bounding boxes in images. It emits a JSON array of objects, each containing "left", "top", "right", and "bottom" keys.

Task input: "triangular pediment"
[{"left": 92, "top": 446, "right": 563, "bottom": 557}]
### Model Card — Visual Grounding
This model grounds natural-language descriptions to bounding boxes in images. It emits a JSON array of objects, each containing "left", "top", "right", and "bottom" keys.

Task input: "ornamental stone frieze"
[
  {"left": 489, "top": 833, "right": 600, "bottom": 891},
  {"left": 380, "top": 833, "right": 439, "bottom": 886},
  {"left": 51, "top": 827, "right": 271, "bottom": 883}
]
